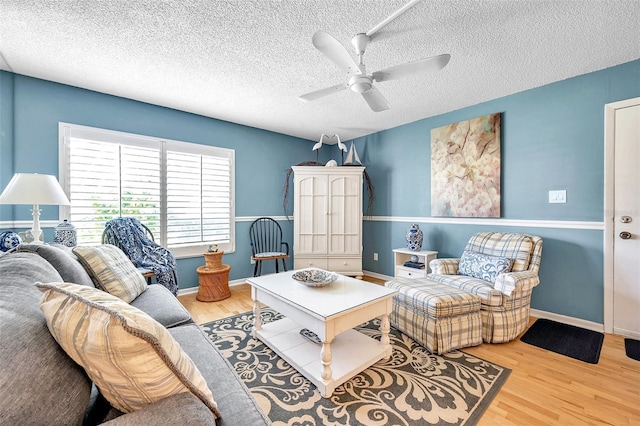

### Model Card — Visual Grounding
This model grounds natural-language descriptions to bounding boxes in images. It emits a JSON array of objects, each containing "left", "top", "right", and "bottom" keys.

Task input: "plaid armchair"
[{"left": 428, "top": 232, "right": 543, "bottom": 343}]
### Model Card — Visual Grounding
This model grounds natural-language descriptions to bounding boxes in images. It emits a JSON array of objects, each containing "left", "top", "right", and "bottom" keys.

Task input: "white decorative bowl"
[{"left": 292, "top": 269, "right": 338, "bottom": 287}]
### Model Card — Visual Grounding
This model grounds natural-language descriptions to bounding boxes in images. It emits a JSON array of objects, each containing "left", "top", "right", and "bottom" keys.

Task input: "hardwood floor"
[{"left": 179, "top": 278, "right": 640, "bottom": 426}]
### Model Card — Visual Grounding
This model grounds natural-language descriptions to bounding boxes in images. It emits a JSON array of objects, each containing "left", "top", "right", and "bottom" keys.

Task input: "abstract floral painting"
[{"left": 431, "top": 113, "right": 501, "bottom": 217}]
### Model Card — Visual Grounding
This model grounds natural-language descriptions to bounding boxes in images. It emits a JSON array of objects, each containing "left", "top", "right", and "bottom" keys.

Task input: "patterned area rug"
[{"left": 201, "top": 309, "right": 510, "bottom": 426}]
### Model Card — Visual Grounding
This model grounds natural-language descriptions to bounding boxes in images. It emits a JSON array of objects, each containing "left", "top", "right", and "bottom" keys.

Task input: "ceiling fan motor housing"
[
  {"left": 349, "top": 74, "right": 373, "bottom": 93},
  {"left": 351, "top": 33, "right": 371, "bottom": 57}
]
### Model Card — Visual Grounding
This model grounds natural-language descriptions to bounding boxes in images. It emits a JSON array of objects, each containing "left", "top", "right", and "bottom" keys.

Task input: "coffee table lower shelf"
[{"left": 255, "top": 317, "right": 387, "bottom": 397}]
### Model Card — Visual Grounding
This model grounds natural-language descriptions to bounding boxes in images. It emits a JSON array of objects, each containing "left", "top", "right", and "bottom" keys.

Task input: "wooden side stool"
[{"left": 196, "top": 251, "right": 231, "bottom": 302}]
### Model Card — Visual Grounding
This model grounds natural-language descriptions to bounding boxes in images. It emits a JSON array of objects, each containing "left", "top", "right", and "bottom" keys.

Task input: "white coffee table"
[{"left": 247, "top": 269, "right": 397, "bottom": 398}]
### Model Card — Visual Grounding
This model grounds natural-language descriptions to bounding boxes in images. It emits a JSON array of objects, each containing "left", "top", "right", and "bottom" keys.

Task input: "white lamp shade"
[{"left": 0, "top": 173, "right": 71, "bottom": 205}]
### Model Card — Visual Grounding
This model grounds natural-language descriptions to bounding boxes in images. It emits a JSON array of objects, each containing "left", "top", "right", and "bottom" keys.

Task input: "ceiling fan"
[{"left": 298, "top": 0, "right": 450, "bottom": 112}]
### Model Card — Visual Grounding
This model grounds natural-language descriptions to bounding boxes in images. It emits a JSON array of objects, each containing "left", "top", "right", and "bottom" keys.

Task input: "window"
[{"left": 59, "top": 123, "right": 235, "bottom": 257}]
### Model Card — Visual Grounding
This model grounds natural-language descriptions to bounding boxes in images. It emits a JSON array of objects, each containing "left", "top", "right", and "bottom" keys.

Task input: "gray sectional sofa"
[{"left": 0, "top": 243, "right": 271, "bottom": 425}]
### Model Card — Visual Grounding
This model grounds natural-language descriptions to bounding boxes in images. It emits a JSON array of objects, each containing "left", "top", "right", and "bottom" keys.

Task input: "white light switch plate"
[{"left": 549, "top": 190, "right": 566, "bottom": 203}]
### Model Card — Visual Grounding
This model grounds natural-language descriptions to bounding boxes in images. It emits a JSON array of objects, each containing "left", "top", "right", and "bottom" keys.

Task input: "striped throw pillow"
[
  {"left": 36, "top": 282, "right": 220, "bottom": 418},
  {"left": 73, "top": 245, "right": 147, "bottom": 303}
]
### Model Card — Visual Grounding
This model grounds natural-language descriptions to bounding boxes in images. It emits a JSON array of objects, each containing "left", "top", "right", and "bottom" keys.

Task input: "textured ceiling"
[{"left": 1, "top": 0, "right": 639, "bottom": 142}]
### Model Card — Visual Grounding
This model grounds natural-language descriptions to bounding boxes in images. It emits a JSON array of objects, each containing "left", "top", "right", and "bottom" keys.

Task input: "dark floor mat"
[
  {"left": 624, "top": 338, "right": 640, "bottom": 361},
  {"left": 520, "top": 318, "right": 604, "bottom": 364}
]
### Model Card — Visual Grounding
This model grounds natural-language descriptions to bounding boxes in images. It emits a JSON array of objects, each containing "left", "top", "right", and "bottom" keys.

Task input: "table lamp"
[{"left": 0, "top": 173, "right": 71, "bottom": 244}]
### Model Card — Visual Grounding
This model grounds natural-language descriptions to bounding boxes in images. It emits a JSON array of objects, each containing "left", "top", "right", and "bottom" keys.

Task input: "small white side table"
[{"left": 392, "top": 248, "right": 438, "bottom": 279}]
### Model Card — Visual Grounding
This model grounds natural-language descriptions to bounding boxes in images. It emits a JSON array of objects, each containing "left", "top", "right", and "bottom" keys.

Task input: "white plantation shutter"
[
  {"left": 166, "top": 151, "right": 232, "bottom": 246},
  {"left": 66, "top": 138, "right": 161, "bottom": 244},
  {"left": 60, "top": 123, "right": 235, "bottom": 255},
  {"left": 167, "top": 151, "right": 203, "bottom": 245},
  {"left": 202, "top": 156, "right": 232, "bottom": 242}
]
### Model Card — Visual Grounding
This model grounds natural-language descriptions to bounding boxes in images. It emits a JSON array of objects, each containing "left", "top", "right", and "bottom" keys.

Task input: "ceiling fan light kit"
[
  {"left": 349, "top": 75, "right": 372, "bottom": 93},
  {"left": 298, "top": 0, "right": 450, "bottom": 112}
]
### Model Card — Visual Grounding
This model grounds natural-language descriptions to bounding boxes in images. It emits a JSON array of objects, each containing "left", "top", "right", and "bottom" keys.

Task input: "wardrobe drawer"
[
  {"left": 327, "top": 257, "right": 362, "bottom": 273},
  {"left": 294, "top": 257, "right": 328, "bottom": 270}
]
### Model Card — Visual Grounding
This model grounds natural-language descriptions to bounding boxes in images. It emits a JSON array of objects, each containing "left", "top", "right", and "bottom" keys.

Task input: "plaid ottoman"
[{"left": 385, "top": 277, "right": 482, "bottom": 354}]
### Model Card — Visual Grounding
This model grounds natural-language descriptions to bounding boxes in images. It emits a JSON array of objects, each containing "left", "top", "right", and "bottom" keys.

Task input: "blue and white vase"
[
  {"left": 405, "top": 224, "right": 423, "bottom": 251},
  {"left": 0, "top": 231, "right": 22, "bottom": 252},
  {"left": 53, "top": 220, "right": 77, "bottom": 247}
]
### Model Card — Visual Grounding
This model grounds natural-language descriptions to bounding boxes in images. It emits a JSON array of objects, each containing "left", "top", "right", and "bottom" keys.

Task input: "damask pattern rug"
[{"left": 201, "top": 309, "right": 510, "bottom": 426}]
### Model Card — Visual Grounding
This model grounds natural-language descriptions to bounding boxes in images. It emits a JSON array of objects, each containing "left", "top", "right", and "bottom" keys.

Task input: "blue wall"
[
  {"left": 0, "top": 72, "right": 14, "bottom": 219},
  {"left": 2, "top": 59, "right": 639, "bottom": 325},
  {"left": 355, "top": 59, "right": 640, "bottom": 324},
  {"left": 0, "top": 72, "right": 328, "bottom": 286}
]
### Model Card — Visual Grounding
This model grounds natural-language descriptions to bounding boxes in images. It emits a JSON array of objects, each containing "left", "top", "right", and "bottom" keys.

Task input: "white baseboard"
[
  {"left": 178, "top": 272, "right": 392, "bottom": 297},
  {"left": 530, "top": 308, "right": 604, "bottom": 333},
  {"left": 178, "top": 274, "right": 608, "bottom": 338},
  {"left": 362, "top": 270, "right": 393, "bottom": 282},
  {"left": 368, "top": 275, "right": 606, "bottom": 335},
  {"left": 612, "top": 327, "right": 640, "bottom": 340},
  {"left": 177, "top": 277, "right": 251, "bottom": 297}
]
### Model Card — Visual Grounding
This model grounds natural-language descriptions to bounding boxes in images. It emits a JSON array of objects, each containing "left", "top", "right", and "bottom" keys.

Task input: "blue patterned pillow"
[{"left": 458, "top": 250, "right": 514, "bottom": 283}]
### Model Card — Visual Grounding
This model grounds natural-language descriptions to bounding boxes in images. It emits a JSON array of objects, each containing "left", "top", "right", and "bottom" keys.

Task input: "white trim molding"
[
  {"left": 178, "top": 277, "right": 248, "bottom": 297},
  {"left": 362, "top": 270, "right": 393, "bottom": 282},
  {"left": 0, "top": 219, "right": 60, "bottom": 229},
  {"left": 178, "top": 272, "right": 606, "bottom": 336},
  {"left": 3, "top": 216, "right": 600, "bottom": 232},
  {"left": 236, "top": 216, "right": 291, "bottom": 222},
  {"left": 530, "top": 309, "right": 604, "bottom": 333},
  {"left": 1, "top": 216, "right": 292, "bottom": 229},
  {"left": 365, "top": 216, "right": 603, "bottom": 230}
]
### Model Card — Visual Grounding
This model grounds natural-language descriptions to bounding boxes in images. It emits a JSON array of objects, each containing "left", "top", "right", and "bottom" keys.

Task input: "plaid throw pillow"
[
  {"left": 36, "top": 282, "right": 220, "bottom": 418},
  {"left": 458, "top": 250, "right": 514, "bottom": 283},
  {"left": 73, "top": 245, "right": 147, "bottom": 303}
]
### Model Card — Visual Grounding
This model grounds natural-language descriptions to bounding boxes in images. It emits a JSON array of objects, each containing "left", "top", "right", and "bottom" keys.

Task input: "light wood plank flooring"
[{"left": 179, "top": 278, "right": 640, "bottom": 426}]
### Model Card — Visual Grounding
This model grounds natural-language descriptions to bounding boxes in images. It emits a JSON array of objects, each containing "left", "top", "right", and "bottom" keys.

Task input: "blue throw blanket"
[{"left": 103, "top": 217, "right": 179, "bottom": 296}]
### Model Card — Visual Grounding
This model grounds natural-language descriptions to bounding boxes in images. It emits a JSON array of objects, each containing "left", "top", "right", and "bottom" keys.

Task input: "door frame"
[{"left": 603, "top": 96, "right": 640, "bottom": 335}]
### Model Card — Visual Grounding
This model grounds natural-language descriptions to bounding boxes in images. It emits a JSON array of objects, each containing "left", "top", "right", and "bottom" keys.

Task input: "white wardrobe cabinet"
[{"left": 292, "top": 166, "right": 364, "bottom": 277}]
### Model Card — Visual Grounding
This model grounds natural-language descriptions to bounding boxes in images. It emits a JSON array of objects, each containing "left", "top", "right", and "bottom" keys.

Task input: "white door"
[{"left": 607, "top": 99, "right": 640, "bottom": 338}]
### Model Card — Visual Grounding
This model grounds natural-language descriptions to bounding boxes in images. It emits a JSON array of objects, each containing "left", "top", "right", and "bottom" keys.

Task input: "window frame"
[{"left": 58, "top": 122, "right": 235, "bottom": 258}]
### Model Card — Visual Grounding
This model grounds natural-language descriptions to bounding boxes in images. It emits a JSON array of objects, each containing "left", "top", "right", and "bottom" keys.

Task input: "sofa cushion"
[
  {"left": 170, "top": 323, "right": 272, "bottom": 425},
  {"left": 458, "top": 250, "right": 513, "bottom": 283},
  {"left": 36, "top": 282, "right": 220, "bottom": 418},
  {"left": 103, "top": 393, "right": 218, "bottom": 426},
  {"left": 426, "top": 273, "right": 504, "bottom": 307},
  {"left": 17, "top": 243, "right": 95, "bottom": 287},
  {"left": 0, "top": 253, "right": 91, "bottom": 425},
  {"left": 130, "top": 283, "right": 193, "bottom": 328},
  {"left": 102, "top": 393, "right": 217, "bottom": 426},
  {"left": 73, "top": 244, "right": 147, "bottom": 303},
  {"left": 464, "top": 232, "right": 533, "bottom": 272}
]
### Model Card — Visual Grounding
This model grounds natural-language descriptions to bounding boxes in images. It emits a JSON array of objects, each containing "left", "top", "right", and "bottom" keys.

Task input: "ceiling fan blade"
[
  {"left": 298, "top": 84, "right": 347, "bottom": 102},
  {"left": 361, "top": 87, "right": 390, "bottom": 112},
  {"left": 312, "top": 31, "right": 361, "bottom": 75},
  {"left": 366, "top": 0, "right": 424, "bottom": 37},
  {"left": 372, "top": 54, "right": 450, "bottom": 83}
]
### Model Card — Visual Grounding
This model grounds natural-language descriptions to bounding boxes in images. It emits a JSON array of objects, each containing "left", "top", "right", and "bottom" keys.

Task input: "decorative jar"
[
  {"left": 53, "top": 220, "right": 77, "bottom": 247},
  {"left": 405, "top": 224, "right": 423, "bottom": 251},
  {"left": 0, "top": 231, "right": 22, "bottom": 252}
]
